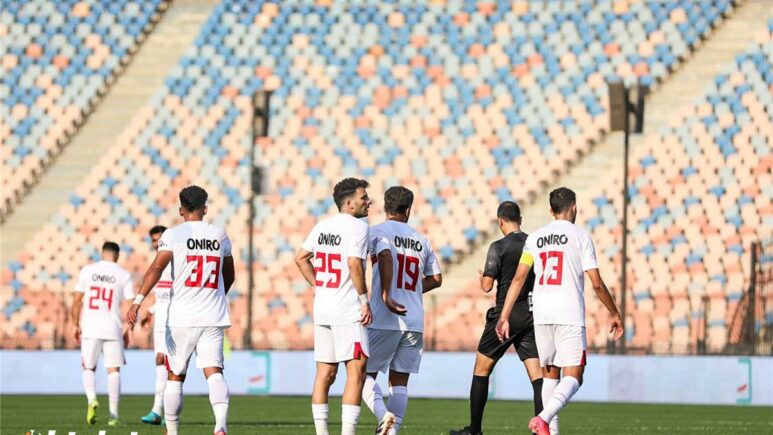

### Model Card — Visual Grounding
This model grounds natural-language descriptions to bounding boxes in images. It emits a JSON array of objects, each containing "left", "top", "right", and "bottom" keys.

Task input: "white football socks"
[
  {"left": 164, "top": 380, "right": 184, "bottom": 434},
  {"left": 152, "top": 365, "right": 166, "bottom": 415},
  {"left": 541, "top": 377, "right": 560, "bottom": 434},
  {"left": 341, "top": 404, "right": 361, "bottom": 435},
  {"left": 363, "top": 375, "right": 387, "bottom": 420},
  {"left": 82, "top": 369, "right": 97, "bottom": 403},
  {"left": 107, "top": 371, "right": 120, "bottom": 417},
  {"left": 386, "top": 386, "right": 408, "bottom": 434},
  {"left": 539, "top": 376, "right": 580, "bottom": 429},
  {"left": 311, "top": 403, "right": 329, "bottom": 435},
  {"left": 207, "top": 373, "right": 230, "bottom": 432}
]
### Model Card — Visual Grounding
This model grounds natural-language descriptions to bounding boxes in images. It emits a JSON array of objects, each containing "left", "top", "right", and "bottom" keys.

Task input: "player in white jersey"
[
  {"left": 496, "top": 187, "right": 623, "bottom": 435},
  {"left": 139, "top": 225, "right": 172, "bottom": 425},
  {"left": 361, "top": 186, "right": 443, "bottom": 435},
  {"left": 295, "top": 178, "right": 373, "bottom": 435},
  {"left": 71, "top": 241, "right": 135, "bottom": 426},
  {"left": 127, "top": 186, "right": 235, "bottom": 435}
]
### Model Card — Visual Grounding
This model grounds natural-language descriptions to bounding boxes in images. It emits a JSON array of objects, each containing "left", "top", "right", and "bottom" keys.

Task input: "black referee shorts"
[{"left": 477, "top": 305, "right": 538, "bottom": 361}]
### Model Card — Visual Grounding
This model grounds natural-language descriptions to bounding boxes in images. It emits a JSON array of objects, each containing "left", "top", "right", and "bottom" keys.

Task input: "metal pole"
[
  {"left": 748, "top": 242, "right": 758, "bottom": 355},
  {"left": 619, "top": 89, "right": 631, "bottom": 353},
  {"left": 246, "top": 107, "right": 257, "bottom": 350}
]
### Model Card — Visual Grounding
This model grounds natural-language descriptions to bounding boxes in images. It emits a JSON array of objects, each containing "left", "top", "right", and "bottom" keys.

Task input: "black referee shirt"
[{"left": 482, "top": 231, "right": 536, "bottom": 312}]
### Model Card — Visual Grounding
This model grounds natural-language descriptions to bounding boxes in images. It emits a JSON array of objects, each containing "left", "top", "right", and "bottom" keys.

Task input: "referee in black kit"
[{"left": 450, "top": 201, "right": 542, "bottom": 435}]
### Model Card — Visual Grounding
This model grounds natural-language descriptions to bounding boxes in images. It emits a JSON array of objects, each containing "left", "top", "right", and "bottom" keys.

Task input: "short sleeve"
[
  {"left": 301, "top": 225, "right": 318, "bottom": 252},
  {"left": 482, "top": 242, "right": 501, "bottom": 278},
  {"left": 423, "top": 238, "right": 442, "bottom": 276},
  {"left": 122, "top": 273, "right": 135, "bottom": 300},
  {"left": 158, "top": 230, "right": 173, "bottom": 252},
  {"left": 221, "top": 234, "right": 233, "bottom": 257},
  {"left": 348, "top": 222, "right": 369, "bottom": 260},
  {"left": 369, "top": 227, "right": 391, "bottom": 256},
  {"left": 581, "top": 232, "right": 598, "bottom": 271},
  {"left": 74, "top": 267, "right": 87, "bottom": 293}
]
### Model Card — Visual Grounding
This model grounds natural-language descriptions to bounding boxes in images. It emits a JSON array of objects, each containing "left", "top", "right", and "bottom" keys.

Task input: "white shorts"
[
  {"left": 81, "top": 338, "right": 124, "bottom": 369},
  {"left": 366, "top": 329, "right": 423, "bottom": 374},
  {"left": 534, "top": 324, "right": 587, "bottom": 368},
  {"left": 164, "top": 326, "right": 225, "bottom": 375},
  {"left": 153, "top": 328, "right": 167, "bottom": 354},
  {"left": 314, "top": 323, "right": 369, "bottom": 363}
]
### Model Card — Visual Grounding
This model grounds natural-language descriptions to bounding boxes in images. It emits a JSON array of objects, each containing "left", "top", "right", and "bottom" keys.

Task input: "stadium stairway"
[
  {"left": 0, "top": 0, "right": 217, "bottom": 265},
  {"left": 435, "top": 0, "right": 773, "bottom": 300}
]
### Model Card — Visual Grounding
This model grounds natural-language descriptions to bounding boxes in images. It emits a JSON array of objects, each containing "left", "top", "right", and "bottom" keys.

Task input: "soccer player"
[
  {"left": 450, "top": 201, "right": 541, "bottom": 435},
  {"left": 295, "top": 178, "right": 373, "bottom": 435},
  {"left": 496, "top": 187, "right": 624, "bottom": 435},
  {"left": 139, "top": 225, "right": 171, "bottom": 425},
  {"left": 127, "top": 185, "right": 235, "bottom": 435},
  {"left": 361, "top": 186, "right": 443, "bottom": 435},
  {"left": 71, "top": 241, "right": 135, "bottom": 426}
]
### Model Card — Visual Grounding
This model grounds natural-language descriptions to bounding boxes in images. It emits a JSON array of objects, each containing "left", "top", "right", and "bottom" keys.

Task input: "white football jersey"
[
  {"left": 75, "top": 260, "right": 135, "bottom": 340},
  {"left": 368, "top": 220, "right": 441, "bottom": 332},
  {"left": 159, "top": 221, "right": 232, "bottom": 328},
  {"left": 522, "top": 220, "right": 598, "bottom": 326},
  {"left": 302, "top": 213, "right": 369, "bottom": 325},
  {"left": 150, "top": 264, "right": 173, "bottom": 332}
]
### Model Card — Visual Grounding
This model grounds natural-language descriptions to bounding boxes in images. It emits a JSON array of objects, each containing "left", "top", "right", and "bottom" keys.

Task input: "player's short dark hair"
[
  {"left": 497, "top": 201, "right": 522, "bottom": 224},
  {"left": 179, "top": 185, "right": 208, "bottom": 212},
  {"left": 384, "top": 186, "right": 414, "bottom": 215},
  {"left": 148, "top": 225, "right": 167, "bottom": 237},
  {"left": 550, "top": 187, "right": 576, "bottom": 213},
  {"left": 102, "top": 241, "right": 120, "bottom": 255},
  {"left": 333, "top": 178, "right": 369, "bottom": 210}
]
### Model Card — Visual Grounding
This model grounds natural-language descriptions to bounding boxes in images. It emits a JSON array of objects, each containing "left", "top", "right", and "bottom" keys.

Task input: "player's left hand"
[
  {"left": 384, "top": 296, "right": 407, "bottom": 316},
  {"left": 610, "top": 314, "right": 624, "bottom": 341},
  {"left": 126, "top": 304, "right": 140, "bottom": 327},
  {"left": 495, "top": 317, "right": 509, "bottom": 342},
  {"left": 360, "top": 303, "right": 373, "bottom": 326}
]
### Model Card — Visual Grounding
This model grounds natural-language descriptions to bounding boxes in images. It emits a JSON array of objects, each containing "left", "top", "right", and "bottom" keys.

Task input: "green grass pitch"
[{"left": 3, "top": 395, "right": 772, "bottom": 434}]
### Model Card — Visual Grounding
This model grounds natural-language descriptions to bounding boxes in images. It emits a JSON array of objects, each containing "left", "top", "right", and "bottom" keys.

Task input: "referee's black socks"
[
  {"left": 469, "top": 375, "right": 489, "bottom": 434},
  {"left": 532, "top": 378, "right": 544, "bottom": 415}
]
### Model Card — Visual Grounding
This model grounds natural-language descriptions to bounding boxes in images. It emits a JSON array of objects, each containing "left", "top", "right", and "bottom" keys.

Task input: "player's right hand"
[
  {"left": 384, "top": 296, "right": 407, "bottom": 316},
  {"left": 360, "top": 303, "right": 373, "bottom": 326},
  {"left": 610, "top": 313, "right": 624, "bottom": 341},
  {"left": 495, "top": 317, "right": 509, "bottom": 342},
  {"left": 126, "top": 304, "right": 140, "bottom": 327}
]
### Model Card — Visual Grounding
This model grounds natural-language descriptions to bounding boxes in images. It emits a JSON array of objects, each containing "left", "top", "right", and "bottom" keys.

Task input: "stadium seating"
[
  {"left": 0, "top": 0, "right": 166, "bottom": 219},
  {"left": 434, "top": 17, "right": 773, "bottom": 354},
  {"left": 1, "top": 0, "right": 746, "bottom": 350}
]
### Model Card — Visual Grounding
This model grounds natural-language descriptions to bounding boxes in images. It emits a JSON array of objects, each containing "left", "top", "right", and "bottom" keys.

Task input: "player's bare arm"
[
  {"left": 71, "top": 292, "right": 83, "bottom": 341},
  {"left": 422, "top": 274, "right": 442, "bottom": 293},
  {"left": 496, "top": 262, "right": 532, "bottom": 342},
  {"left": 122, "top": 300, "right": 134, "bottom": 347},
  {"left": 127, "top": 250, "right": 172, "bottom": 326},
  {"left": 377, "top": 249, "right": 407, "bottom": 315},
  {"left": 222, "top": 255, "right": 235, "bottom": 294},
  {"left": 295, "top": 248, "right": 316, "bottom": 287},
  {"left": 586, "top": 268, "right": 624, "bottom": 340},
  {"left": 478, "top": 270, "right": 494, "bottom": 293},
  {"left": 348, "top": 256, "right": 372, "bottom": 326}
]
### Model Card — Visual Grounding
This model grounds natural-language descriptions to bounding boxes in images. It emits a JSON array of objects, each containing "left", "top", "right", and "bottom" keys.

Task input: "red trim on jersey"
[
  {"left": 580, "top": 350, "right": 587, "bottom": 366},
  {"left": 353, "top": 342, "right": 367, "bottom": 360},
  {"left": 156, "top": 281, "right": 173, "bottom": 288},
  {"left": 164, "top": 355, "right": 171, "bottom": 372}
]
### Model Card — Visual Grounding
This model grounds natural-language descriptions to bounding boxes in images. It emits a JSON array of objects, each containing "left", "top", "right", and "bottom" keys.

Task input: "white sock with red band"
[{"left": 540, "top": 377, "right": 560, "bottom": 434}]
